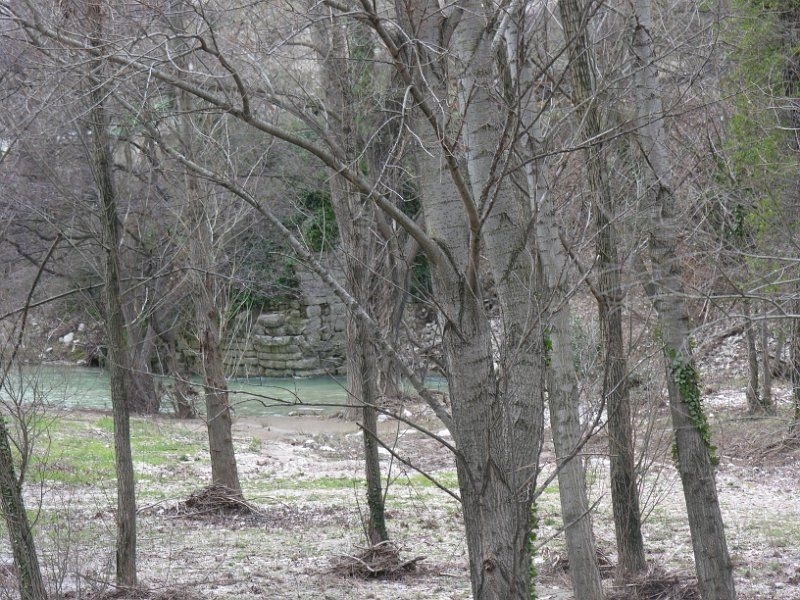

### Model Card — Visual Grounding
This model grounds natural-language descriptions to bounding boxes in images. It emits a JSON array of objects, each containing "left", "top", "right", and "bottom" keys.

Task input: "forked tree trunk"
[
  {"left": 173, "top": 59, "right": 242, "bottom": 494},
  {"left": 395, "top": 2, "right": 546, "bottom": 596},
  {"left": 557, "top": 0, "right": 647, "bottom": 579},
  {"left": 632, "top": 1, "right": 736, "bottom": 597},
  {"left": 0, "top": 417, "right": 46, "bottom": 600}
]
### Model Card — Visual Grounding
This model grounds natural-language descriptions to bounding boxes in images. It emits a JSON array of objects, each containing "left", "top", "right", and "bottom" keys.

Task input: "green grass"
[{"left": 29, "top": 415, "right": 207, "bottom": 485}]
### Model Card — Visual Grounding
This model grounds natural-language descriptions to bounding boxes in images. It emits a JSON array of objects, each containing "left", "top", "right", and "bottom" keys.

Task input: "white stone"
[{"left": 60, "top": 332, "right": 74, "bottom": 345}]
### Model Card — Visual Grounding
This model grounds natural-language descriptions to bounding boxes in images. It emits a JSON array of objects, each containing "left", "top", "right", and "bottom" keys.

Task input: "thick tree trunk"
[
  {"left": 0, "top": 417, "right": 46, "bottom": 600},
  {"left": 395, "top": 4, "right": 545, "bottom": 596},
  {"left": 557, "top": 0, "right": 647, "bottom": 579},
  {"left": 632, "top": 2, "right": 736, "bottom": 597}
]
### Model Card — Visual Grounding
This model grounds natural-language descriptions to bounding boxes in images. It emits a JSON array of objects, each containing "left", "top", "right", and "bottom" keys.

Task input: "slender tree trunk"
[
  {"left": 744, "top": 298, "right": 761, "bottom": 413},
  {"left": 557, "top": 0, "right": 647, "bottom": 579},
  {"left": 84, "top": 1, "right": 137, "bottom": 586},
  {"left": 349, "top": 293, "right": 389, "bottom": 544},
  {"left": 317, "top": 10, "right": 389, "bottom": 543},
  {"left": 86, "top": 53, "right": 138, "bottom": 596},
  {"left": 0, "top": 417, "right": 46, "bottom": 600},
  {"left": 172, "top": 57, "right": 242, "bottom": 493},
  {"left": 792, "top": 296, "right": 800, "bottom": 427},
  {"left": 512, "top": 45, "right": 605, "bottom": 600},
  {"left": 542, "top": 278, "right": 605, "bottom": 598},
  {"left": 129, "top": 323, "right": 159, "bottom": 414},
  {"left": 759, "top": 305, "right": 775, "bottom": 413},
  {"left": 632, "top": 2, "right": 736, "bottom": 597}
]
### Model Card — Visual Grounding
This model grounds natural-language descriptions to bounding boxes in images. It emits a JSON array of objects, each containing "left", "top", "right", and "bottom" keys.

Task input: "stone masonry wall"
[{"left": 222, "top": 263, "right": 347, "bottom": 377}]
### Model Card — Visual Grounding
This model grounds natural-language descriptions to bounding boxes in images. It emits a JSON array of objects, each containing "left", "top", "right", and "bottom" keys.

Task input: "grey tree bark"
[
  {"left": 501, "top": 6, "right": 606, "bottom": 595},
  {"left": 793, "top": 296, "right": 800, "bottom": 427},
  {"left": 631, "top": 1, "right": 736, "bottom": 597},
  {"left": 557, "top": 0, "right": 647, "bottom": 579},
  {"left": 316, "top": 11, "right": 388, "bottom": 543},
  {"left": 0, "top": 417, "right": 46, "bottom": 600},
  {"left": 759, "top": 305, "right": 775, "bottom": 413},
  {"left": 743, "top": 298, "right": 761, "bottom": 413},
  {"left": 177, "top": 95, "right": 242, "bottom": 494},
  {"left": 383, "top": 1, "right": 546, "bottom": 596},
  {"left": 86, "top": 1, "right": 137, "bottom": 583}
]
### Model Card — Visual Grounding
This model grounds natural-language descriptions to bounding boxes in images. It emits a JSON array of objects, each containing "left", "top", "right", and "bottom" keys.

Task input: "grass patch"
[{"left": 29, "top": 414, "right": 207, "bottom": 484}]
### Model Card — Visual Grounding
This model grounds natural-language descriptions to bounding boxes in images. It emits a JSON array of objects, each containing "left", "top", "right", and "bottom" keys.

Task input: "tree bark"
[
  {"left": 759, "top": 304, "right": 775, "bottom": 414},
  {"left": 744, "top": 298, "right": 761, "bottom": 414},
  {"left": 503, "top": 5, "right": 606, "bottom": 590},
  {"left": 792, "top": 296, "right": 800, "bottom": 427},
  {"left": 632, "top": 1, "right": 736, "bottom": 597},
  {"left": 0, "top": 417, "right": 46, "bottom": 600},
  {"left": 557, "top": 0, "right": 647, "bottom": 579},
  {"left": 85, "top": 1, "right": 138, "bottom": 580},
  {"left": 317, "top": 10, "right": 389, "bottom": 543},
  {"left": 391, "top": 2, "right": 545, "bottom": 596}
]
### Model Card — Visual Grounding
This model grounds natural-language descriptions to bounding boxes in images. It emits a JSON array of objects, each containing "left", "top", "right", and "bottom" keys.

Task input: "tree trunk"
[
  {"left": 84, "top": 1, "right": 137, "bottom": 587},
  {"left": 759, "top": 305, "right": 775, "bottom": 414},
  {"left": 744, "top": 298, "right": 761, "bottom": 413},
  {"left": 632, "top": 1, "right": 736, "bottom": 597},
  {"left": 543, "top": 287, "right": 605, "bottom": 598},
  {"left": 395, "top": 3, "right": 546, "bottom": 596},
  {"left": 792, "top": 296, "right": 800, "bottom": 427},
  {"left": 557, "top": 0, "right": 647, "bottom": 579},
  {"left": 156, "top": 321, "right": 198, "bottom": 419},
  {"left": 172, "top": 61, "right": 242, "bottom": 494},
  {"left": 199, "top": 298, "right": 241, "bottom": 493},
  {"left": 128, "top": 323, "right": 159, "bottom": 414},
  {"left": 316, "top": 11, "right": 389, "bottom": 543},
  {"left": 514, "top": 48, "right": 605, "bottom": 600},
  {"left": 0, "top": 417, "right": 46, "bottom": 600}
]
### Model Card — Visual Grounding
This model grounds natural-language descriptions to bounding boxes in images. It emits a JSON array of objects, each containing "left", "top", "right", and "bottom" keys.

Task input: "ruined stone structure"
[{"left": 222, "top": 264, "right": 347, "bottom": 377}]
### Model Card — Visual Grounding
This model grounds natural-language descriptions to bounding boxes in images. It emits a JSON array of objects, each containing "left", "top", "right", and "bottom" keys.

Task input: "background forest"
[{"left": 0, "top": 0, "right": 799, "bottom": 599}]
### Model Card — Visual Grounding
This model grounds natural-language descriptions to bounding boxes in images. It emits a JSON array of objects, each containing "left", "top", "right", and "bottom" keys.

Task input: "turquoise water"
[{"left": 2, "top": 365, "right": 349, "bottom": 416}]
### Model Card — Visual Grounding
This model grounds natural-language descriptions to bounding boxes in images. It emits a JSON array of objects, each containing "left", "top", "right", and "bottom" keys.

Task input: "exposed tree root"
[{"left": 330, "top": 540, "right": 425, "bottom": 579}]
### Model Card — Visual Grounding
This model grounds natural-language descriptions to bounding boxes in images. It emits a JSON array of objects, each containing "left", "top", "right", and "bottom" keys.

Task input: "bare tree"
[
  {"left": 84, "top": 0, "right": 137, "bottom": 586},
  {"left": 558, "top": 0, "right": 647, "bottom": 579},
  {"left": 631, "top": 0, "right": 735, "bottom": 595}
]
